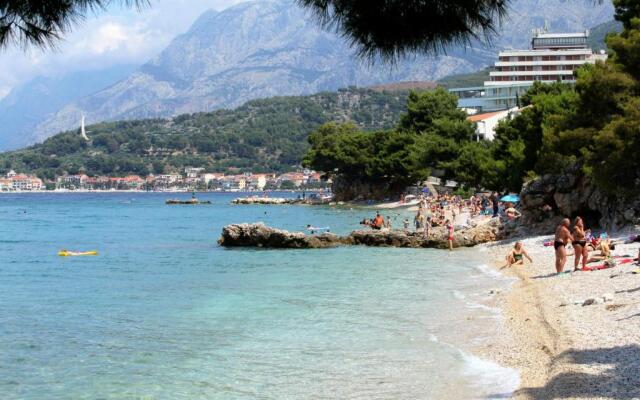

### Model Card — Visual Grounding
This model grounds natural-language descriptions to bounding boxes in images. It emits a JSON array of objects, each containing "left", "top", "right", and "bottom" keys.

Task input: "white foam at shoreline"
[
  {"left": 460, "top": 349, "right": 521, "bottom": 399},
  {"left": 474, "top": 263, "right": 505, "bottom": 279}
]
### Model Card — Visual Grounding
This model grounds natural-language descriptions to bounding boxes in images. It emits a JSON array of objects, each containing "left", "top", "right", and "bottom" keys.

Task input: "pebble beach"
[{"left": 481, "top": 234, "right": 640, "bottom": 399}]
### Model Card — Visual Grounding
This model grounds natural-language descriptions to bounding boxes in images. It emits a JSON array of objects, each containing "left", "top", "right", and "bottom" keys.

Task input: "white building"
[
  {"left": 184, "top": 167, "right": 205, "bottom": 179},
  {"left": 451, "top": 29, "right": 607, "bottom": 112},
  {"left": 246, "top": 174, "right": 267, "bottom": 191},
  {"left": 11, "top": 174, "right": 43, "bottom": 191},
  {"left": 467, "top": 107, "right": 520, "bottom": 141}
]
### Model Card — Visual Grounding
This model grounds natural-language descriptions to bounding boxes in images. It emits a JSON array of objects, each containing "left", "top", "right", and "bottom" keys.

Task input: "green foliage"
[
  {"left": 607, "top": 18, "right": 640, "bottom": 81},
  {"left": 0, "top": 88, "right": 409, "bottom": 178},
  {"left": 488, "top": 1, "right": 640, "bottom": 196},
  {"left": 305, "top": 89, "right": 480, "bottom": 194},
  {"left": 0, "top": 1, "right": 149, "bottom": 49},
  {"left": 587, "top": 20, "right": 623, "bottom": 51},
  {"left": 589, "top": 97, "right": 640, "bottom": 195},
  {"left": 296, "top": 0, "right": 508, "bottom": 60},
  {"left": 437, "top": 68, "right": 490, "bottom": 89},
  {"left": 399, "top": 88, "right": 467, "bottom": 133}
]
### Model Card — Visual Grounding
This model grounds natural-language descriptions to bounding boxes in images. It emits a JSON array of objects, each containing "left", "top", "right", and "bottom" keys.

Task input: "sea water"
[{"left": 0, "top": 193, "right": 518, "bottom": 399}]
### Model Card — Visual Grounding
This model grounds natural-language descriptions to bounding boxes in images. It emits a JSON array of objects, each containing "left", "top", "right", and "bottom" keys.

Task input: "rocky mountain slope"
[
  {"left": 0, "top": 88, "right": 411, "bottom": 177},
  {"left": 6, "top": 0, "right": 614, "bottom": 149},
  {"left": 0, "top": 65, "right": 136, "bottom": 151}
]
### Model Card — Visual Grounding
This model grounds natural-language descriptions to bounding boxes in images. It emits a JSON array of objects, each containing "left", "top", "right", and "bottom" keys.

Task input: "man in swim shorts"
[{"left": 554, "top": 218, "right": 573, "bottom": 274}]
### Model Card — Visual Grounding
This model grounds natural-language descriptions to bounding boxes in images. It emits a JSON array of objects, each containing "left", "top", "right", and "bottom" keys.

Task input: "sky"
[{"left": 0, "top": 0, "right": 253, "bottom": 99}]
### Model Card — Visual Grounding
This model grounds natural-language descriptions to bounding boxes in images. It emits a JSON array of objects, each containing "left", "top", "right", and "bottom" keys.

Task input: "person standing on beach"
[
  {"left": 445, "top": 219, "right": 454, "bottom": 251},
  {"left": 490, "top": 192, "right": 500, "bottom": 218},
  {"left": 572, "top": 217, "right": 588, "bottom": 271},
  {"left": 554, "top": 218, "right": 573, "bottom": 273}
]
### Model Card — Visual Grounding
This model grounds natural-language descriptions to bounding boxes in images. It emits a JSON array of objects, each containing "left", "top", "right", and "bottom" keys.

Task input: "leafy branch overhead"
[
  {"left": 0, "top": 0, "right": 148, "bottom": 49},
  {"left": 296, "top": 0, "right": 510, "bottom": 59},
  {"left": 3, "top": 0, "right": 511, "bottom": 56}
]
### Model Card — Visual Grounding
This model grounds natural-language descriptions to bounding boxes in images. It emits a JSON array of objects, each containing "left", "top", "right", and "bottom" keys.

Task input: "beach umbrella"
[{"left": 500, "top": 194, "right": 520, "bottom": 203}]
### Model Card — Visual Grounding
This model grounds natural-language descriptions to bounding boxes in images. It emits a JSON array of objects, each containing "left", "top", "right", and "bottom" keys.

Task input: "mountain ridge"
[
  {"left": 0, "top": 87, "right": 414, "bottom": 178},
  {"left": 2, "top": 0, "right": 614, "bottom": 150}
]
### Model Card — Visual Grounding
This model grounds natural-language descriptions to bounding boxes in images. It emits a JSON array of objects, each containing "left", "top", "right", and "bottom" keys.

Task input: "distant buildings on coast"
[
  {"left": 0, "top": 170, "right": 44, "bottom": 191},
  {"left": 0, "top": 168, "right": 326, "bottom": 192}
]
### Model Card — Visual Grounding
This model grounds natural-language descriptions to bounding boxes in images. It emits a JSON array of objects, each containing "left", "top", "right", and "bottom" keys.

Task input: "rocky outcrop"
[
  {"left": 520, "top": 171, "right": 640, "bottom": 230},
  {"left": 218, "top": 219, "right": 507, "bottom": 249},
  {"left": 218, "top": 223, "right": 347, "bottom": 248},
  {"left": 231, "top": 197, "right": 300, "bottom": 205}
]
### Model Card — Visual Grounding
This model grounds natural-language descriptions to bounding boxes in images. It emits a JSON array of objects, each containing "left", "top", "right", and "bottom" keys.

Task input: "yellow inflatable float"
[{"left": 58, "top": 250, "right": 98, "bottom": 257}]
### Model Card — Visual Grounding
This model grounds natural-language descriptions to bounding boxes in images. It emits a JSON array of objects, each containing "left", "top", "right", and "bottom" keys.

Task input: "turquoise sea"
[{"left": 0, "top": 193, "right": 518, "bottom": 399}]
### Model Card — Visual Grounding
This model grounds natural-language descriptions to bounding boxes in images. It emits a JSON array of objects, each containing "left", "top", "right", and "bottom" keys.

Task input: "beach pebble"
[{"left": 582, "top": 298, "right": 598, "bottom": 306}]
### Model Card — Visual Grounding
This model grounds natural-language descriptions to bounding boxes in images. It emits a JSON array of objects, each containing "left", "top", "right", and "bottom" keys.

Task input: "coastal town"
[
  {"left": 0, "top": 168, "right": 327, "bottom": 192},
  {"left": 2, "top": 0, "right": 640, "bottom": 399}
]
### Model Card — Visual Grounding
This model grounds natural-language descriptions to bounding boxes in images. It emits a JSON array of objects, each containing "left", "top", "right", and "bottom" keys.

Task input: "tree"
[
  {"left": 297, "top": 0, "right": 508, "bottom": 60},
  {"left": 7, "top": 1, "right": 512, "bottom": 58},
  {"left": 588, "top": 98, "right": 640, "bottom": 196},
  {"left": 0, "top": 1, "right": 148, "bottom": 49},
  {"left": 399, "top": 88, "right": 468, "bottom": 133}
]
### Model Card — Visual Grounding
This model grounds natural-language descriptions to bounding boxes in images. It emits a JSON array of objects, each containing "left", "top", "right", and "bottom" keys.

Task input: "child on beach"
[{"left": 445, "top": 219, "right": 454, "bottom": 251}]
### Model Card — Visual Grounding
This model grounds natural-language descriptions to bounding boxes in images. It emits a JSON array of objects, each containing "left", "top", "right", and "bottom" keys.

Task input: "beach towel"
[{"left": 581, "top": 258, "right": 634, "bottom": 271}]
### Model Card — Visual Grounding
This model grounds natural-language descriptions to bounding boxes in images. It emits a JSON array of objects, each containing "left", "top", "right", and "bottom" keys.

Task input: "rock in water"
[
  {"left": 218, "top": 223, "right": 346, "bottom": 248},
  {"left": 218, "top": 219, "right": 506, "bottom": 249}
]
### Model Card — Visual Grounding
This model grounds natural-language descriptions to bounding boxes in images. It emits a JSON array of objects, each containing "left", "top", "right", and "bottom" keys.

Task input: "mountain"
[
  {"left": 0, "top": 88, "right": 412, "bottom": 178},
  {"left": 21, "top": 0, "right": 612, "bottom": 147},
  {"left": 587, "top": 19, "right": 623, "bottom": 51},
  {"left": 0, "top": 65, "right": 136, "bottom": 151}
]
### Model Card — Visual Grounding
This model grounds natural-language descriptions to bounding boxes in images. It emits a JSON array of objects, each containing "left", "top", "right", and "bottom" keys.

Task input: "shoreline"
[{"left": 481, "top": 233, "right": 640, "bottom": 399}]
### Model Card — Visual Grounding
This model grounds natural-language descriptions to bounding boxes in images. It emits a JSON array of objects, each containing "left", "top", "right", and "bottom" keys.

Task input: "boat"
[
  {"left": 58, "top": 250, "right": 98, "bottom": 257},
  {"left": 165, "top": 199, "right": 212, "bottom": 205},
  {"left": 375, "top": 194, "right": 422, "bottom": 209}
]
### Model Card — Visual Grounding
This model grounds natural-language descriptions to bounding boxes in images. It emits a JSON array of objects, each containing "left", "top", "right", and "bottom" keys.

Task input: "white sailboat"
[{"left": 80, "top": 115, "right": 90, "bottom": 141}]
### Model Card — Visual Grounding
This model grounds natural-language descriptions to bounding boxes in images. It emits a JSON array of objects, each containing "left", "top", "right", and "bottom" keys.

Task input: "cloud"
[{"left": 0, "top": 0, "right": 252, "bottom": 99}]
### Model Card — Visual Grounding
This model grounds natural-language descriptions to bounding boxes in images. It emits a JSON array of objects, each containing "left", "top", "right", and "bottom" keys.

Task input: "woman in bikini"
[
  {"left": 554, "top": 218, "right": 573, "bottom": 274},
  {"left": 572, "top": 216, "right": 588, "bottom": 271},
  {"left": 502, "top": 241, "right": 533, "bottom": 268}
]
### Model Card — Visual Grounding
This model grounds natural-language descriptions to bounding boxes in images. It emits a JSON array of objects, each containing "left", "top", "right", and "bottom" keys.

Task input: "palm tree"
[{"left": 0, "top": 0, "right": 148, "bottom": 49}]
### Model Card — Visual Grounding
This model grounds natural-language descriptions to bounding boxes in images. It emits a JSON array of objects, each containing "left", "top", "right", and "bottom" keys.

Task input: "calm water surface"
[{"left": 0, "top": 192, "right": 517, "bottom": 399}]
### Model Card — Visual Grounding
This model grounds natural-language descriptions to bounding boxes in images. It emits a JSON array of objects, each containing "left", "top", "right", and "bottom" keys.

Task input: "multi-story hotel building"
[{"left": 452, "top": 29, "right": 607, "bottom": 112}]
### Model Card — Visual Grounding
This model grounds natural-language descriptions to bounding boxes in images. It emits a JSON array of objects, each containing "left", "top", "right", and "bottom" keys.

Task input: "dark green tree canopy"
[
  {"left": 297, "top": 0, "right": 508, "bottom": 59},
  {"left": 0, "top": 0, "right": 147, "bottom": 48},
  {"left": 3, "top": 0, "right": 509, "bottom": 56}
]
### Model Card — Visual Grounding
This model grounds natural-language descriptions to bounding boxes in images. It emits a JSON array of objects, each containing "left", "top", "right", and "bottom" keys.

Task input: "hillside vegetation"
[{"left": 0, "top": 88, "right": 410, "bottom": 179}]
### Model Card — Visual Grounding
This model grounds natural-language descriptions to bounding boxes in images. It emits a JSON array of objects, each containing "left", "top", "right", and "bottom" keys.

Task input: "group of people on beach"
[
  {"left": 502, "top": 216, "right": 631, "bottom": 274},
  {"left": 553, "top": 217, "right": 618, "bottom": 273}
]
